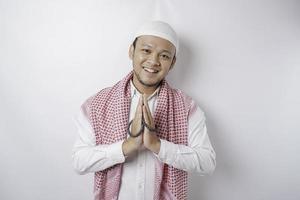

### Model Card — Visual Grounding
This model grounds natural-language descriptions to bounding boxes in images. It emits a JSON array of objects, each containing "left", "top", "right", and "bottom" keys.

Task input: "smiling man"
[{"left": 72, "top": 21, "right": 216, "bottom": 200}]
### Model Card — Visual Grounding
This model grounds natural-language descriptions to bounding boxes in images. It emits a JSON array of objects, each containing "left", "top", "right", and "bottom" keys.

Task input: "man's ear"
[
  {"left": 169, "top": 56, "right": 176, "bottom": 70},
  {"left": 129, "top": 45, "right": 134, "bottom": 60}
]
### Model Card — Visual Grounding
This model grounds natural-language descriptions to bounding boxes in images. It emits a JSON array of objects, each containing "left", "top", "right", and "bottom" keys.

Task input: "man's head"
[{"left": 129, "top": 21, "right": 178, "bottom": 93}]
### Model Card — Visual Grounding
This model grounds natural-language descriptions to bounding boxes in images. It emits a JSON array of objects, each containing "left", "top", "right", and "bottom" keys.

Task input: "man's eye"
[
  {"left": 161, "top": 54, "right": 170, "bottom": 59},
  {"left": 142, "top": 49, "right": 151, "bottom": 53}
]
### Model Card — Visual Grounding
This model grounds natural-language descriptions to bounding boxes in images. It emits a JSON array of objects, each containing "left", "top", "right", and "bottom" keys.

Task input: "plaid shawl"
[{"left": 82, "top": 71, "right": 196, "bottom": 200}]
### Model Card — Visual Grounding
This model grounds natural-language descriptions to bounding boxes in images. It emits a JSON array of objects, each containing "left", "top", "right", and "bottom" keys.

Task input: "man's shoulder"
[
  {"left": 81, "top": 86, "right": 113, "bottom": 108},
  {"left": 170, "top": 87, "right": 194, "bottom": 104},
  {"left": 169, "top": 87, "right": 201, "bottom": 116},
  {"left": 94, "top": 86, "right": 113, "bottom": 98}
]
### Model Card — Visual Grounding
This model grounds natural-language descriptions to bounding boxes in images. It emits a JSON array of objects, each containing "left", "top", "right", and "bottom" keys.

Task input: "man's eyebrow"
[
  {"left": 160, "top": 50, "right": 172, "bottom": 54},
  {"left": 141, "top": 43, "right": 153, "bottom": 48}
]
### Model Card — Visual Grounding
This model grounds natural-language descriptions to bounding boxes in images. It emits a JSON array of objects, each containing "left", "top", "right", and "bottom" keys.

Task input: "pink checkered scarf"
[{"left": 82, "top": 71, "right": 196, "bottom": 200}]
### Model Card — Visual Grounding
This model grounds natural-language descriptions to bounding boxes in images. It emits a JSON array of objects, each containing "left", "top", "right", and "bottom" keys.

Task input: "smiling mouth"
[{"left": 143, "top": 67, "right": 159, "bottom": 73}]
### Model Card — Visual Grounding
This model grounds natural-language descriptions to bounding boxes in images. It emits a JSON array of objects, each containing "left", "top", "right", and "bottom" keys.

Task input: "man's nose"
[{"left": 147, "top": 53, "right": 160, "bottom": 66}]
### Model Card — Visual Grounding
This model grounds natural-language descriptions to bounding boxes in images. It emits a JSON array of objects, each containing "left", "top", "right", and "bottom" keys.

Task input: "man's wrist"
[
  {"left": 122, "top": 137, "right": 139, "bottom": 156},
  {"left": 146, "top": 138, "right": 161, "bottom": 154}
]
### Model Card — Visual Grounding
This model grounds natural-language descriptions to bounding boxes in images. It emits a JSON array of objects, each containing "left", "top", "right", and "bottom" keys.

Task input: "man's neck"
[{"left": 132, "top": 77, "right": 159, "bottom": 95}]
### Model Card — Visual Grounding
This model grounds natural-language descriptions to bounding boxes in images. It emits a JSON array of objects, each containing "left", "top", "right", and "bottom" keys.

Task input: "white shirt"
[{"left": 72, "top": 82, "right": 216, "bottom": 200}]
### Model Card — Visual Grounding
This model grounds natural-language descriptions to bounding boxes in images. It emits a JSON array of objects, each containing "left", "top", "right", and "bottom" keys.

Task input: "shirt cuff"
[
  {"left": 102, "top": 140, "right": 126, "bottom": 164},
  {"left": 155, "top": 139, "right": 178, "bottom": 164}
]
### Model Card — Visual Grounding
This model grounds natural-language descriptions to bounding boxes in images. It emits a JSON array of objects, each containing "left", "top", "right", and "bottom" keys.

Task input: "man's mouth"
[{"left": 143, "top": 67, "right": 159, "bottom": 73}]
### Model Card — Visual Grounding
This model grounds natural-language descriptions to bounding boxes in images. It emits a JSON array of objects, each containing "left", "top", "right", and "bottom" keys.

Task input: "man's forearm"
[
  {"left": 156, "top": 139, "right": 216, "bottom": 174},
  {"left": 72, "top": 140, "right": 125, "bottom": 174}
]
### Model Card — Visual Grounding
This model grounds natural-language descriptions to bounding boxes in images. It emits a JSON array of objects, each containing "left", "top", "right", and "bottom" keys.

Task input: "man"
[{"left": 72, "top": 21, "right": 216, "bottom": 200}]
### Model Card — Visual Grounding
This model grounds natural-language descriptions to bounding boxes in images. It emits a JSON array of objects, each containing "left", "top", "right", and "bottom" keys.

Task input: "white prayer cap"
[{"left": 134, "top": 20, "right": 179, "bottom": 54}]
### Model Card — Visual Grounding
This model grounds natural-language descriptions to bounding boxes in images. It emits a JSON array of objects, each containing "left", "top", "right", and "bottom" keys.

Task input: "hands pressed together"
[{"left": 122, "top": 95, "right": 161, "bottom": 156}]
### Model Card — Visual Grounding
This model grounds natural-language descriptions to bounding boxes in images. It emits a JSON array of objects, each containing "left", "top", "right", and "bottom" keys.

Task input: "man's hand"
[
  {"left": 142, "top": 95, "right": 161, "bottom": 154},
  {"left": 122, "top": 95, "right": 161, "bottom": 156},
  {"left": 122, "top": 97, "right": 143, "bottom": 156}
]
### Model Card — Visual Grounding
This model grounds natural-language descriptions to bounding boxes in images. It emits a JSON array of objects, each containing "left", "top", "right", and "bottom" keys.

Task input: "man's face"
[{"left": 129, "top": 35, "right": 176, "bottom": 91}]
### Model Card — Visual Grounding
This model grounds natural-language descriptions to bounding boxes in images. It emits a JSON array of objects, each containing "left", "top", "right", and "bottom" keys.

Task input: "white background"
[{"left": 1, "top": 0, "right": 299, "bottom": 199}]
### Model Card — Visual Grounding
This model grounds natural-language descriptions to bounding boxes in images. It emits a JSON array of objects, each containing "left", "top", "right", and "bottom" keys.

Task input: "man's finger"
[
  {"left": 142, "top": 96, "right": 152, "bottom": 123},
  {"left": 135, "top": 96, "right": 143, "bottom": 119},
  {"left": 143, "top": 105, "right": 150, "bottom": 124},
  {"left": 144, "top": 99, "right": 152, "bottom": 119},
  {"left": 131, "top": 96, "right": 143, "bottom": 136},
  {"left": 143, "top": 95, "right": 154, "bottom": 125}
]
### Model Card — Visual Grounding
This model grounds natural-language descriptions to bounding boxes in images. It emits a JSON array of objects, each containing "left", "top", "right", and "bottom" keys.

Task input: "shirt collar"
[{"left": 130, "top": 80, "right": 160, "bottom": 100}]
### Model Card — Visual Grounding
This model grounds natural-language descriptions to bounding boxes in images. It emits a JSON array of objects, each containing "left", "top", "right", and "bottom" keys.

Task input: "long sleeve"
[
  {"left": 156, "top": 106, "right": 216, "bottom": 175},
  {"left": 72, "top": 108, "right": 125, "bottom": 175}
]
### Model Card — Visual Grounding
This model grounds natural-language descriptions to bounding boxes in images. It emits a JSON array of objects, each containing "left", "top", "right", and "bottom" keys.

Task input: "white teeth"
[{"left": 144, "top": 67, "right": 158, "bottom": 73}]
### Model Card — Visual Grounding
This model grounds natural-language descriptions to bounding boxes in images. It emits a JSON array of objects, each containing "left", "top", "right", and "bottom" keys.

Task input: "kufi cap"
[{"left": 134, "top": 21, "right": 179, "bottom": 54}]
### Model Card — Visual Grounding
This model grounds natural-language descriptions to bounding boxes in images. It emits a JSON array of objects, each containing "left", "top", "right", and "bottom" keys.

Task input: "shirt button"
[
  {"left": 139, "top": 184, "right": 143, "bottom": 189},
  {"left": 139, "top": 163, "right": 143, "bottom": 167}
]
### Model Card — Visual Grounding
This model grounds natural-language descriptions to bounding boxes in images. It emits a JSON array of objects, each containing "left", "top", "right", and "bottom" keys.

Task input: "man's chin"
[
  {"left": 133, "top": 71, "right": 161, "bottom": 88},
  {"left": 140, "top": 79, "right": 160, "bottom": 88}
]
